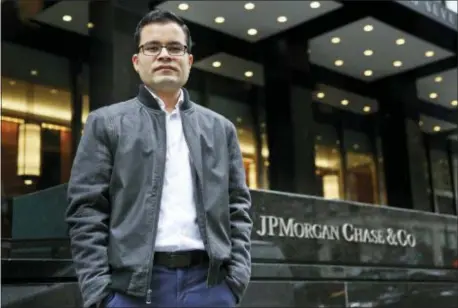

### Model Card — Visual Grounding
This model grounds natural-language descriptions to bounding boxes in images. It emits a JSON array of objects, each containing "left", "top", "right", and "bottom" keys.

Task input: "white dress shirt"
[{"left": 146, "top": 87, "right": 205, "bottom": 252}]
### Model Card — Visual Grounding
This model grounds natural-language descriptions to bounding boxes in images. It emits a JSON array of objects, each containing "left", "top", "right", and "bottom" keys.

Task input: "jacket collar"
[{"left": 136, "top": 84, "right": 193, "bottom": 111}]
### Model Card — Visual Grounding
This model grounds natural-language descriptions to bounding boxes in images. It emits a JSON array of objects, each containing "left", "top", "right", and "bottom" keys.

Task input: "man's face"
[{"left": 132, "top": 22, "right": 193, "bottom": 92}]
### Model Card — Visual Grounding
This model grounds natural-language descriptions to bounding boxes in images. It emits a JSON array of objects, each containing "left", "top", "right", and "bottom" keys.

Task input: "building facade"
[
  {"left": 2, "top": 0, "right": 457, "bottom": 217},
  {"left": 2, "top": 1, "right": 458, "bottom": 307}
]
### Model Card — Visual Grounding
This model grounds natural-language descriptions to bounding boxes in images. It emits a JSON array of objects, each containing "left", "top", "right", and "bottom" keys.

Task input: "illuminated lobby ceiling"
[
  {"left": 417, "top": 68, "right": 458, "bottom": 110},
  {"left": 308, "top": 17, "right": 453, "bottom": 81},
  {"left": 20, "top": 1, "right": 458, "bottom": 124},
  {"left": 157, "top": 1, "right": 342, "bottom": 42}
]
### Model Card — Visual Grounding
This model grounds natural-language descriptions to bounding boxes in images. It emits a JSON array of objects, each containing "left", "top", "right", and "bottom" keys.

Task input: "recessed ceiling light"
[
  {"left": 212, "top": 61, "right": 221, "bottom": 68},
  {"left": 364, "top": 70, "right": 373, "bottom": 76},
  {"left": 62, "top": 15, "right": 72, "bottom": 22},
  {"left": 434, "top": 76, "right": 442, "bottom": 82},
  {"left": 178, "top": 3, "right": 189, "bottom": 10},
  {"left": 30, "top": 70, "right": 38, "bottom": 76},
  {"left": 425, "top": 51, "right": 435, "bottom": 57},
  {"left": 247, "top": 28, "right": 257, "bottom": 36},
  {"left": 87, "top": 22, "right": 94, "bottom": 29},
  {"left": 363, "top": 106, "right": 371, "bottom": 112},
  {"left": 451, "top": 100, "right": 457, "bottom": 106},
  {"left": 244, "top": 71, "right": 253, "bottom": 77},
  {"left": 364, "top": 49, "right": 373, "bottom": 56},
  {"left": 244, "top": 2, "right": 255, "bottom": 10},
  {"left": 331, "top": 37, "right": 340, "bottom": 44},
  {"left": 433, "top": 125, "right": 441, "bottom": 132},
  {"left": 393, "top": 60, "right": 402, "bottom": 67},
  {"left": 50, "top": 89, "right": 58, "bottom": 94},
  {"left": 277, "top": 16, "right": 287, "bottom": 23},
  {"left": 214, "top": 16, "right": 225, "bottom": 23},
  {"left": 396, "top": 38, "right": 405, "bottom": 45},
  {"left": 9, "top": 80, "right": 16, "bottom": 85},
  {"left": 310, "top": 1, "right": 321, "bottom": 9},
  {"left": 334, "top": 59, "right": 344, "bottom": 66},
  {"left": 341, "top": 99, "right": 349, "bottom": 106},
  {"left": 429, "top": 92, "right": 438, "bottom": 99},
  {"left": 317, "top": 92, "right": 325, "bottom": 98},
  {"left": 363, "top": 24, "right": 373, "bottom": 32}
]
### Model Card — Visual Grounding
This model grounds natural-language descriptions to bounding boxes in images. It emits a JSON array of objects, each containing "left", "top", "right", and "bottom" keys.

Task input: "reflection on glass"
[
  {"left": 314, "top": 124, "right": 343, "bottom": 199},
  {"left": 1, "top": 77, "right": 89, "bottom": 124},
  {"left": 1, "top": 77, "right": 89, "bottom": 198},
  {"left": 375, "top": 138, "right": 387, "bottom": 205},
  {"left": 260, "top": 133, "right": 270, "bottom": 189},
  {"left": 344, "top": 130, "right": 378, "bottom": 204},
  {"left": 259, "top": 123, "right": 269, "bottom": 190},
  {"left": 207, "top": 95, "right": 259, "bottom": 189},
  {"left": 453, "top": 152, "right": 458, "bottom": 213},
  {"left": 17, "top": 123, "right": 42, "bottom": 177},
  {"left": 322, "top": 174, "right": 340, "bottom": 199},
  {"left": 429, "top": 149, "right": 454, "bottom": 214}
]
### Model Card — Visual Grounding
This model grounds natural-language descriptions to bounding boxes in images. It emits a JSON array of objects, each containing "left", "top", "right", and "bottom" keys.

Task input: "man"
[{"left": 65, "top": 9, "right": 252, "bottom": 308}]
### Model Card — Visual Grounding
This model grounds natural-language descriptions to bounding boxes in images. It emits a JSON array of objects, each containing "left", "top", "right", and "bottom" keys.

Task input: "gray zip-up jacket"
[{"left": 65, "top": 85, "right": 252, "bottom": 308}]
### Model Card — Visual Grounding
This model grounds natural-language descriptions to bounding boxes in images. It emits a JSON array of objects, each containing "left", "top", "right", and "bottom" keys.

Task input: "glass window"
[
  {"left": 258, "top": 103, "right": 269, "bottom": 190},
  {"left": 424, "top": 144, "right": 434, "bottom": 209},
  {"left": 452, "top": 150, "right": 458, "bottom": 213},
  {"left": 430, "top": 148, "right": 455, "bottom": 215},
  {"left": 375, "top": 137, "right": 387, "bottom": 205},
  {"left": 314, "top": 124, "right": 344, "bottom": 200},
  {"left": 344, "top": 130, "right": 378, "bottom": 204},
  {"left": 1, "top": 118, "right": 27, "bottom": 197},
  {"left": 1, "top": 76, "right": 85, "bottom": 259},
  {"left": 1, "top": 77, "right": 88, "bottom": 197},
  {"left": 207, "top": 95, "right": 259, "bottom": 189}
]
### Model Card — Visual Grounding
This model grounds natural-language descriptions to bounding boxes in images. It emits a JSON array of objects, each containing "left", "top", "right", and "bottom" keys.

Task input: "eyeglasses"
[{"left": 139, "top": 43, "right": 188, "bottom": 56}]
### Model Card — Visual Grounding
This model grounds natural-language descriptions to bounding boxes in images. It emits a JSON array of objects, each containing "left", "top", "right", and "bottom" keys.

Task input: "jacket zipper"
[
  {"left": 181, "top": 114, "right": 215, "bottom": 285},
  {"left": 145, "top": 112, "right": 167, "bottom": 304}
]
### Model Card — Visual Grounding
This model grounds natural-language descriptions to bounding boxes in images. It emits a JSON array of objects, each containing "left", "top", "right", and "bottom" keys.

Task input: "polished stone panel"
[
  {"left": 250, "top": 190, "right": 458, "bottom": 268},
  {"left": 240, "top": 281, "right": 297, "bottom": 307},
  {"left": 3, "top": 188, "right": 458, "bottom": 307},
  {"left": 290, "top": 281, "right": 346, "bottom": 307},
  {"left": 346, "top": 281, "right": 458, "bottom": 307},
  {"left": 1, "top": 259, "right": 74, "bottom": 283},
  {"left": 406, "top": 283, "right": 458, "bottom": 308},
  {"left": 4, "top": 280, "right": 458, "bottom": 308},
  {"left": 346, "top": 282, "right": 410, "bottom": 308},
  {"left": 2, "top": 283, "right": 81, "bottom": 308},
  {"left": 251, "top": 263, "right": 458, "bottom": 281},
  {"left": 8, "top": 185, "right": 458, "bottom": 269}
]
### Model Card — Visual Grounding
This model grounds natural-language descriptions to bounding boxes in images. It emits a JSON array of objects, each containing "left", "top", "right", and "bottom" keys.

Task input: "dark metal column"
[
  {"left": 69, "top": 59, "right": 83, "bottom": 160},
  {"left": 377, "top": 82, "right": 433, "bottom": 211},
  {"left": 199, "top": 73, "right": 210, "bottom": 108},
  {"left": 262, "top": 38, "right": 318, "bottom": 195},
  {"left": 248, "top": 85, "right": 265, "bottom": 189},
  {"left": 88, "top": 0, "right": 141, "bottom": 111}
]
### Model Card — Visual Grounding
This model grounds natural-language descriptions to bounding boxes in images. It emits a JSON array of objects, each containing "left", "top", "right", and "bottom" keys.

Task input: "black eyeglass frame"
[{"left": 138, "top": 43, "right": 189, "bottom": 56}]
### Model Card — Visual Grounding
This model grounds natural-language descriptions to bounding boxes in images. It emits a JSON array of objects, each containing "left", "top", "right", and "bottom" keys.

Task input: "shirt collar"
[{"left": 145, "top": 86, "right": 184, "bottom": 112}]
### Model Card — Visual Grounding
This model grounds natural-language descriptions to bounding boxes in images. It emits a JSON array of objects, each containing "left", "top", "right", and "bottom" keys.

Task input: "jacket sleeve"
[
  {"left": 225, "top": 122, "right": 253, "bottom": 304},
  {"left": 65, "top": 111, "right": 113, "bottom": 308}
]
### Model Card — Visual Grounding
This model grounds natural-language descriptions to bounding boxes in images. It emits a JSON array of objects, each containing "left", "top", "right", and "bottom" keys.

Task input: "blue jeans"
[{"left": 105, "top": 265, "right": 236, "bottom": 307}]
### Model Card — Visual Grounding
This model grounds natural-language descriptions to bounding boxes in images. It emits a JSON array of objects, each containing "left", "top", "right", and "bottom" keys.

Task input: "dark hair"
[{"left": 134, "top": 9, "right": 192, "bottom": 53}]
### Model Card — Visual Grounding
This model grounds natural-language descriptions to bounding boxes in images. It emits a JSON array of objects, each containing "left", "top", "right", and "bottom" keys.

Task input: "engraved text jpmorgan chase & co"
[{"left": 256, "top": 215, "right": 416, "bottom": 247}]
